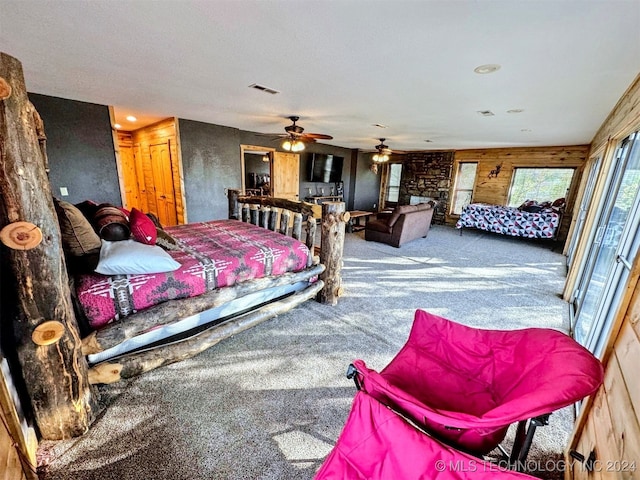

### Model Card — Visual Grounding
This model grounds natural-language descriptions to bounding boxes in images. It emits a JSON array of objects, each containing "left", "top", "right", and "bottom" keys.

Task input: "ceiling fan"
[
  {"left": 363, "top": 138, "right": 411, "bottom": 158},
  {"left": 260, "top": 116, "right": 333, "bottom": 152},
  {"left": 372, "top": 138, "right": 392, "bottom": 162}
]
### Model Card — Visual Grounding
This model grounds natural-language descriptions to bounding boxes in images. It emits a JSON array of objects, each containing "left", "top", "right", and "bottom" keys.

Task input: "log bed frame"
[{"left": 0, "top": 52, "right": 347, "bottom": 440}]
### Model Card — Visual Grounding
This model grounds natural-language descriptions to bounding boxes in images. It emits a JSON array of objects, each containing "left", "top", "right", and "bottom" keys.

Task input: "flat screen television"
[{"left": 308, "top": 153, "right": 344, "bottom": 183}]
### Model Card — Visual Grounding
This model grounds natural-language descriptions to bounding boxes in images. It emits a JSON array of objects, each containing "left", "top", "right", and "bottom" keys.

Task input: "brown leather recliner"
[{"left": 364, "top": 202, "right": 436, "bottom": 247}]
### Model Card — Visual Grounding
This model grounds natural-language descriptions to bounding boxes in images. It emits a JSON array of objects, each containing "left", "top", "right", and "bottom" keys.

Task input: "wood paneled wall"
[
  {"left": 565, "top": 72, "right": 640, "bottom": 480},
  {"left": 0, "top": 360, "right": 37, "bottom": 480},
  {"left": 568, "top": 274, "right": 640, "bottom": 480},
  {"left": 452, "top": 146, "right": 589, "bottom": 241}
]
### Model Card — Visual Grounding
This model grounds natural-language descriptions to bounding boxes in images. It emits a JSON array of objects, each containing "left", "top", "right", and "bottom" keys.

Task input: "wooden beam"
[{"left": 0, "top": 52, "right": 96, "bottom": 439}]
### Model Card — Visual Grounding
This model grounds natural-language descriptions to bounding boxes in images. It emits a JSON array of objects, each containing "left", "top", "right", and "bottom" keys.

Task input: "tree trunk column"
[
  {"left": 0, "top": 52, "right": 96, "bottom": 439},
  {"left": 318, "top": 202, "right": 348, "bottom": 305}
]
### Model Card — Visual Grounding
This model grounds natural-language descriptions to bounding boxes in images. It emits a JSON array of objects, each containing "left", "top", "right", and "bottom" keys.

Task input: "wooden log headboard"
[{"left": 227, "top": 190, "right": 348, "bottom": 305}]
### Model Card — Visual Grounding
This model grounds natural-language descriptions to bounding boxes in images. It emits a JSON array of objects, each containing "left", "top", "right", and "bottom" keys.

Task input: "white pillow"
[{"left": 95, "top": 239, "right": 181, "bottom": 275}]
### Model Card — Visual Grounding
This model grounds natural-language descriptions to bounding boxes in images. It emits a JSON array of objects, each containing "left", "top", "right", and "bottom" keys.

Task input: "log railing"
[{"left": 227, "top": 190, "right": 348, "bottom": 305}]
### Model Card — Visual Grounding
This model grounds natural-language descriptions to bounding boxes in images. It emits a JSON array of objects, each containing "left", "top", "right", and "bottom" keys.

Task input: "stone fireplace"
[{"left": 399, "top": 151, "right": 454, "bottom": 224}]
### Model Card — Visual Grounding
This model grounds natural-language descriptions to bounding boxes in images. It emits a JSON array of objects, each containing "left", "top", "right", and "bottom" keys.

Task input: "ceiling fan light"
[
  {"left": 282, "top": 140, "right": 292, "bottom": 151},
  {"left": 291, "top": 140, "right": 305, "bottom": 152}
]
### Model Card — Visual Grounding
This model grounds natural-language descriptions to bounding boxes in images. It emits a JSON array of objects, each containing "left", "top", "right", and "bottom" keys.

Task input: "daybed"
[
  {"left": 364, "top": 202, "right": 436, "bottom": 247},
  {"left": 455, "top": 200, "right": 564, "bottom": 239}
]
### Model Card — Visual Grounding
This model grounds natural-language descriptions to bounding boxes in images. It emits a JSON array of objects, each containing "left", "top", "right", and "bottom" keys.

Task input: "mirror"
[{"left": 240, "top": 145, "right": 275, "bottom": 196}]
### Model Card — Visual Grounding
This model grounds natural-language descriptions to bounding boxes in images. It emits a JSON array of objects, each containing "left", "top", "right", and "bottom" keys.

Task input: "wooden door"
[
  {"left": 149, "top": 141, "right": 178, "bottom": 226},
  {"left": 133, "top": 143, "right": 150, "bottom": 213},
  {"left": 119, "top": 144, "right": 140, "bottom": 211},
  {"left": 271, "top": 152, "right": 300, "bottom": 201}
]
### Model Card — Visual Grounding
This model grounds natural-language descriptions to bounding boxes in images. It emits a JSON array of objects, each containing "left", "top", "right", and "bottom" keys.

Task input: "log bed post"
[
  {"left": 0, "top": 52, "right": 96, "bottom": 439},
  {"left": 226, "top": 188, "right": 240, "bottom": 220},
  {"left": 318, "top": 202, "right": 348, "bottom": 305}
]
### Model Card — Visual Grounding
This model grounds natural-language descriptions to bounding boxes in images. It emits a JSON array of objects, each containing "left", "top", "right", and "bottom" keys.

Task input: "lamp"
[
  {"left": 372, "top": 152, "right": 389, "bottom": 163},
  {"left": 371, "top": 138, "right": 391, "bottom": 167},
  {"left": 282, "top": 137, "right": 305, "bottom": 152}
]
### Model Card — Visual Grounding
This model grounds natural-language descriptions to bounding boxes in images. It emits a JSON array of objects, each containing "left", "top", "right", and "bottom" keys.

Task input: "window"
[
  {"left": 386, "top": 163, "right": 403, "bottom": 203},
  {"left": 451, "top": 163, "right": 477, "bottom": 214},
  {"left": 507, "top": 168, "right": 575, "bottom": 207}
]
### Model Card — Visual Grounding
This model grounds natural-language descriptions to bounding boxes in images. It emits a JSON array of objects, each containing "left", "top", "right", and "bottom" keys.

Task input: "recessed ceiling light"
[
  {"left": 507, "top": 109, "right": 524, "bottom": 114},
  {"left": 113, "top": 123, "right": 121, "bottom": 129},
  {"left": 477, "top": 110, "right": 495, "bottom": 117},
  {"left": 474, "top": 64, "right": 501, "bottom": 74},
  {"left": 373, "top": 123, "right": 387, "bottom": 128},
  {"left": 126, "top": 115, "right": 137, "bottom": 122}
]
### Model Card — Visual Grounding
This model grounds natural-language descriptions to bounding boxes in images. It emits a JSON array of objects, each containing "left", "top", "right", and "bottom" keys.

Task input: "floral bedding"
[
  {"left": 455, "top": 203, "right": 560, "bottom": 239},
  {"left": 75, "top": 220, "right": 311, "bottom": 330}
]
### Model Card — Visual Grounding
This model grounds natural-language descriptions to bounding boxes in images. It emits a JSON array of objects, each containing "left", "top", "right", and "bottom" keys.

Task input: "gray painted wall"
[
  {"left": 28, "top": 93, "right": 376, "bottom": 220},
  {"left": 28, "top": 93, "right": 121, "bottom": 205},
  {"left": 352, "top": 151, "right": 381, "bottom": 210},
  {"left": 298, "top": 143, "right": 355, "bottom": 206},
  {"left": 178, "top": 119, "right": 241, "bottom": 222},
  {"left": 237, "top": 131, "right": 356, "bottom": 207}
]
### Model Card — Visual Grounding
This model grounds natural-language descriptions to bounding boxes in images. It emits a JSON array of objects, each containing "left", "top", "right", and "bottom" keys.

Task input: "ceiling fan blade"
[
  {"left": 256, "top": 132, "right": 287, "bottom": 137},
  {"left": 302, "top": 133, "right": 333, "bottom": 140}
]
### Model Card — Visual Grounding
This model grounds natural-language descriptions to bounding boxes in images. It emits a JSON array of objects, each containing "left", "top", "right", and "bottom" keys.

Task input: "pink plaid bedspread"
[{"left": 75, "top": 220, "right": 311, "bottom": 330}]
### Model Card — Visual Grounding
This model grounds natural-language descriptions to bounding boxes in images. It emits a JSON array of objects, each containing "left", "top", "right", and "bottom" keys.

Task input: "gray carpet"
[{"left": 38, "top": 225, "right": 572, "bottom": 480}]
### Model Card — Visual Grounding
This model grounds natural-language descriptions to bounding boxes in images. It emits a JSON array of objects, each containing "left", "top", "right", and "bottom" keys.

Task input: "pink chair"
[
  {"left": 315, "top": 391, "right": 539, "bottom": 480},
  {"left": 317, "top": 310, "right": 603, "bottom": 477}
]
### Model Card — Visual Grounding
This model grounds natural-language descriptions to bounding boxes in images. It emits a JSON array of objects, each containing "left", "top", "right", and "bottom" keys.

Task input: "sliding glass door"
[
  {"left": 573, "top": 132, "right": 640, "bottom": 356},
  {"left": 566, "top": 157, "right": 601, "bottom": 267}
]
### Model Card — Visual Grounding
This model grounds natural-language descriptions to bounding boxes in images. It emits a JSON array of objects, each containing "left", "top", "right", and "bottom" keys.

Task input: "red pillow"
[
  {"left": 118, "top": 206, "right": 131, "bottom": 220},
  {"left": 130, "top": 208, "right": 157, "bottom": 245}
]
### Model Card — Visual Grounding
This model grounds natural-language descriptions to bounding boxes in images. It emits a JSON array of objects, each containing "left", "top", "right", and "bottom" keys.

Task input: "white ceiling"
[{"left": 1, "top": 0, "right": 639, "bottom": 151}]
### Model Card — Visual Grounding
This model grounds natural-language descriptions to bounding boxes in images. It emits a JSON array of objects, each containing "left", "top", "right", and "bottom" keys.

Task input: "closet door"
[
  {"left": 119, "top": 141, "right": 140, "bottom": 211},
  {"left": 134, "top": 143, "right": 150, "bottom": 213},
  {"left": 573, "top": 132, "right": 640, "bottom": 356},
  {"left": 149, "top": 141, "right": 178, "bottom": 226}
]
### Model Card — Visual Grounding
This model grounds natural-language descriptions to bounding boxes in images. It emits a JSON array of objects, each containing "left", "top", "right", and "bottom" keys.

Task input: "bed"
[
  {"left": 77, "top": 218, "right": 321, "bottom": 368},
  {"left": 0, "top": 53, "right": 348, "bottom": 439},
  {"left": 77, "top": 195, "right": 347, "bottom": 385},
  {"left": 455, "top": 202, "right": 563, "bottom": 239}
]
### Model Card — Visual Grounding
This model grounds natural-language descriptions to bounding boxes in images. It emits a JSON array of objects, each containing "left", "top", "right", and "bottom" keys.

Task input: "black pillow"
[
  {"left": 93, "top": 204, "right": 130, "bottom": 241},
  {"left": 523, "top": 205, "right": 543, "bottom": 213}
]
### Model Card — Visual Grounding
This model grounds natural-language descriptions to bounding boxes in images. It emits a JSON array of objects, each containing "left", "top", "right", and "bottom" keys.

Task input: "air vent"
[
  {"left": 477, "top": 110, "right": 495, "bottom": 117},
  {"left": 248, "top": 83, "right": 280, "bottom": 95}
]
